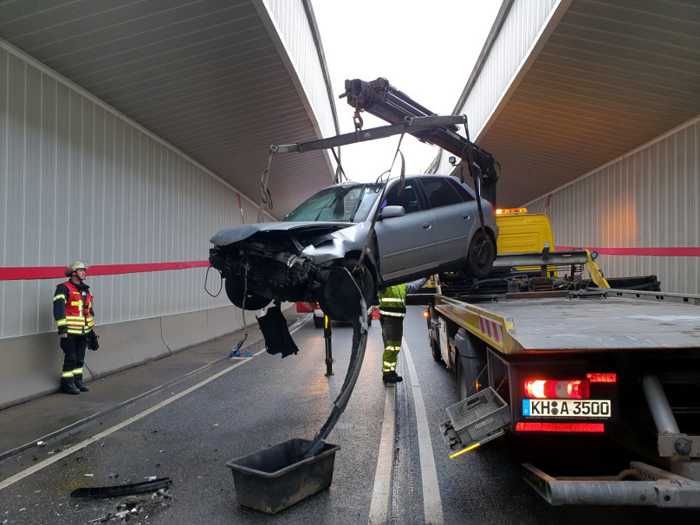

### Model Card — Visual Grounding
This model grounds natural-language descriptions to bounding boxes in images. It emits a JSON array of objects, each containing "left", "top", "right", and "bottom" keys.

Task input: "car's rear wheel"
[
  {"left": 225, "top": 277, "right": 270, "bottom": 310},
  {"left": 465, "top": 228, "right": 496, "bottom": 278}
]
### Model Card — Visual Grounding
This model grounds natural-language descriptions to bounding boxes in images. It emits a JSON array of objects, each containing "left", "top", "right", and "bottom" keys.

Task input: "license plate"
[{"left": 522, "top": 399, "right": 611, "bottom": 418}]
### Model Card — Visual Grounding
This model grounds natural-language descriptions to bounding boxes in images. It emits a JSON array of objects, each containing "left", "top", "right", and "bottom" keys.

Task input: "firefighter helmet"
[{"left": 65, "top": 260, "right": 88, "bottom": 277}]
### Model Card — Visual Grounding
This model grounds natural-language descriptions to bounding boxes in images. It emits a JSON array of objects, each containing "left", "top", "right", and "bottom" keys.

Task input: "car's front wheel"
[
  {"left": 319, "top": 261, "right": 376, "bottom": 322},
  {"left": 465, "top": 228, "right": 496, "bottom": 278},
  {"left": 225, "top": 277, "right": 271, "bottom": 310}
]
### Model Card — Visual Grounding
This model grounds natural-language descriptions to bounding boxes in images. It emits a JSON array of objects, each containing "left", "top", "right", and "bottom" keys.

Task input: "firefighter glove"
[{"left": 87, "top": 331, "right": 100, "bottom": 351}]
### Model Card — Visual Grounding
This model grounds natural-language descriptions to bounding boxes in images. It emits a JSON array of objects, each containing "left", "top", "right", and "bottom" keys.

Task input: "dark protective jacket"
[{"left": 53, "top": 280, "right": 95, "bottom": 335}]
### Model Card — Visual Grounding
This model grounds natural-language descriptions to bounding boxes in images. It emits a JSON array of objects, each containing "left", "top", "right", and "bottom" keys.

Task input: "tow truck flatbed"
[
  {"left": 425, "top": 273, "right": 700, "bottom": 508},
  {"left": 435, "top": 289, "right": 700, "bottom": 355}
]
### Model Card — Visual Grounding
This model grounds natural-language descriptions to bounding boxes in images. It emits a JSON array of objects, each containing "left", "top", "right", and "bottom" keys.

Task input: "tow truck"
[
  {"left": 418, "top": 208, "right": 700, "bottom": 509},
  {"left": 263, "top": 78, "right": 700, "bottom": 507}
]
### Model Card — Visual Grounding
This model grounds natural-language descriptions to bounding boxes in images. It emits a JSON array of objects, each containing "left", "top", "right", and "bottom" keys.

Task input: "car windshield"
[{"left": 284, "top": 184, "right": 382, "bottom": 223}]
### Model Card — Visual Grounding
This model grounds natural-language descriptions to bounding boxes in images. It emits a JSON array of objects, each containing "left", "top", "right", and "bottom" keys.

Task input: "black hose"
[
  {"left": 306, "top": 131, "right": 405, "bottom": 458},
  {"left": 303, "top": 270, "right": 368, "bottom": 458},
  {"left": 203, "top": 266, "right": 223, "bottom": 297}
]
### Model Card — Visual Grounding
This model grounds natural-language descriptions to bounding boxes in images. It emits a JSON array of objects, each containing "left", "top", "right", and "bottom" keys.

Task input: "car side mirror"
[{"left": 379, "top": 205, "right": 405, "bottom": 220}]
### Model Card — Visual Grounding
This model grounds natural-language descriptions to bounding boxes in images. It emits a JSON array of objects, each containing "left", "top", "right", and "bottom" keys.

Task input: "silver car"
[{"left": 209, "top": 175, "right": 497, "bottom": 320}]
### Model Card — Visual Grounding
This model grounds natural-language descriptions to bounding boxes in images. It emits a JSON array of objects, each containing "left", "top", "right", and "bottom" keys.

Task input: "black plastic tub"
[{"left": 226, "top": 438, "right": 340, "bottom": 514}]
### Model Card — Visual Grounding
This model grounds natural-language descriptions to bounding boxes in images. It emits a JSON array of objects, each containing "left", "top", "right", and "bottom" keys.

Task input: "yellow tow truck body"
[{"left": 495, "top": 208, "right": 554, "bottom": 255}]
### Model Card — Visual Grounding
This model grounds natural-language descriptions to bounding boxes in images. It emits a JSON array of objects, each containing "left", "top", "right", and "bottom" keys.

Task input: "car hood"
[{"left": 210, "top": 221, "right": 355, "bottom": 246}]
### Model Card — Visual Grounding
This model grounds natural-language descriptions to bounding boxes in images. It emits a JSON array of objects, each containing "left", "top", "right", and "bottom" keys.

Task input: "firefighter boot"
[
  {"left": 73, "top": 375, "right": 89, "bottom": 392},
  {"left": 60, "top": 378, "right": 80, "bottom": 395},
  {"left": 382, "top": 371, "right": 403, "bottom": 384}
]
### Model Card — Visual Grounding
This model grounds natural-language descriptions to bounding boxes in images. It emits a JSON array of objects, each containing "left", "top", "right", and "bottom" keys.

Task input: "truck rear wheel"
[
  {"left": 430, "top": 335, "right": 443, "bottom": 364},
  {"left": 455, "top": 356, "right": 471, "bottom": 401},
  {"left": 454, "top": 331, "right": 487, "bottom": 400},
  {"left": 426, "top": 308, "right": 442, "bottom": 363}
]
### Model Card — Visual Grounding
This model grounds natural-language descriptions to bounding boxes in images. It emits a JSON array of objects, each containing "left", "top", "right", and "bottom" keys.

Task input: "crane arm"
[{"left": 270, "top": 77, "right": 499, "bottom": 205}]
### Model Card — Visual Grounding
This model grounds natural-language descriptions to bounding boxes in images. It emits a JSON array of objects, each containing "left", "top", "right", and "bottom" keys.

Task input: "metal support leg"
[
  {"left": 643, "top": 375, "right": 700, "bottom": 459},
  {"left": 643, "top": 375, "right": 679, "bottom": 434},
  {"left": 324, "top": 315, "right": 333, "bottom": 376}
]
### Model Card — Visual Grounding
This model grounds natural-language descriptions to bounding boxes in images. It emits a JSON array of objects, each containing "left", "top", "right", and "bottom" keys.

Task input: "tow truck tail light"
[
  {"left": 515, "top": 422, "right": 604, "bottom": 433},
  {"left": 524, "top": 379, "right": 590, "bottom": 399},
  {"left": 587, "top": 372, "right": 617, "bottom": 383}
]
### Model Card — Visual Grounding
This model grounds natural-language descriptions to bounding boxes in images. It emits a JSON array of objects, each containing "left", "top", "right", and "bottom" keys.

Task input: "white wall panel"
[
  {"left": 528, "top": 117, "right": 700, "bottom": 295},
  {"left": 262, "top": 0, "right": 336, "bottom": 140},
  {"left": 0, "top": 46, "right": 267, "bottom": 339},
  {"left": 461, "top": 0, "right": 559, "bottom": 139},
  {"left": 435, "top": 0, "right": 562, "bottom": 175}
]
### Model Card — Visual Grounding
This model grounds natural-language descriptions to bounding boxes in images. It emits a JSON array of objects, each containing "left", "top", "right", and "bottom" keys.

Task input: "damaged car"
[{"left": 209, "top": 175, "right": 497, "bottom": 321}]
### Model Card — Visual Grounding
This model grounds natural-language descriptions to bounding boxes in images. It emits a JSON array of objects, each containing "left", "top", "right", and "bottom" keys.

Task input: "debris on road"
[
  {"left": 229, "top": 347, "right": 253, "bottom": 358},
  {"left": 88, "top": 489, "right": 172, "bottom": 523},
  {"left": 71, "top": 477, "right": 172, "bottom": 499}
]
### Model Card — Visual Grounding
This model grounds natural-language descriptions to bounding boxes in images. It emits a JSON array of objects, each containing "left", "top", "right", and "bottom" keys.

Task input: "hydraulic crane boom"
[
  {"left": 271, "top": 77, "right": 500, "bottom": 205},
  {"left": 343, "top": 78, "right": 499, "bottom": 205}
]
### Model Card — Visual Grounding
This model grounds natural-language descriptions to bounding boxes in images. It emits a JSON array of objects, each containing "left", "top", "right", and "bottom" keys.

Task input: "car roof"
[{"left": 323, "top": 174, "right": 467, "bottom": 192}]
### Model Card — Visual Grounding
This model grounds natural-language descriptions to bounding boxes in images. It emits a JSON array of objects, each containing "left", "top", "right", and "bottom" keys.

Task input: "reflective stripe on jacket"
[
  {"left": 378, "top": 284, "right": 407, "bottom": 318},
  {"left": 53, "top": 280, "right": 94, "bottom": 335}
]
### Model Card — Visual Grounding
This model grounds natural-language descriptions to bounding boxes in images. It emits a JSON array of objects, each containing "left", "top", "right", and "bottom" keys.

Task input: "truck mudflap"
[{"left": 522, "top": 461, "right": 700, "bottom": 508}]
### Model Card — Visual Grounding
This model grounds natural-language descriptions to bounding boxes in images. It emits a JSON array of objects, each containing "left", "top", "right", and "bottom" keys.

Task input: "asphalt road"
[{"left": 0, "top": 308, "right": 692, "bottom": 524}]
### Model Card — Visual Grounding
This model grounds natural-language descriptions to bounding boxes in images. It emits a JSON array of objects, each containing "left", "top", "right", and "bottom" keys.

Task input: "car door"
[
  {"left": 374, "top": 178, "right": 436, "bottom": 282},
  {"left": 416, "top": 176, "right": 475, "bottom": 267}
]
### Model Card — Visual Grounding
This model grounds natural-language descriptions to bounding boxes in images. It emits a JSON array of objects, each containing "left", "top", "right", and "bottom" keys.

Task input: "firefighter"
[
  {"left": 378, "top": 278, "right": 426, "bottom": 384},
  {"left": 53, "top": 261, "right": 99, "bottom": 395}
]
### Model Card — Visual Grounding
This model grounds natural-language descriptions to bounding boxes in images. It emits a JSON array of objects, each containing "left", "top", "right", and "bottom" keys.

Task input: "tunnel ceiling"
[
  {"left": 0, "top": 0, "right": 333, "bottom": 217},
  {"left": 479, "top": 0, "right": 700, "bottom": 207}
]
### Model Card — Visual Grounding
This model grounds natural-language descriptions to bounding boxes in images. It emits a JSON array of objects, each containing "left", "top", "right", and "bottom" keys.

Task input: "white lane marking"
[
  {"left": 0, "top": 349, "right": 266, "bottom": 492},
  {"left": 368, "top": 385, "right": 396, "bottom": 525},
  {"left": 403, "top": 338, "right": 444, "bottom": 525}
]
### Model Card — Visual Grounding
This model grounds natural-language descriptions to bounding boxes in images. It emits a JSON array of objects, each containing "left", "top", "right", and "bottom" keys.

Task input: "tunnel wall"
[
  {"left": 0, "top": 44, "right": 271, "bottom": 408},
  {"left": 261, "top": 0, "right": 337, "bottom": 140},
  {"left": 527, "top": 116, "right": 700, "bottom": 295},
  {"left": 433, "top": 0, "right": 563, "bottom": 175}
]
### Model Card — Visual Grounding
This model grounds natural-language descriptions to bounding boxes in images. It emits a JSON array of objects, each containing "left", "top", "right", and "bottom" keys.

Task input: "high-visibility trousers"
[
  {"left": 59, "top": 334, "right": 87, "bottom": 381},
  {"left": 380, "top": 314, "right": 403, "bottom": 373}
]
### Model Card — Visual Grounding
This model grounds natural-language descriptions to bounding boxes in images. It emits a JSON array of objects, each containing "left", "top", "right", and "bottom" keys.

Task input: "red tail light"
[
  {"left": 587, "top": 372, "right": 617, "bottom": 383},
  {"left": 295, "top": 301, "right": 315, "bottom": 313},
  {"left": 515, "top": 422, "right": 604, "bottom": 433},
  {"left": 524, "top": 379, "right": 590, "bottom": 399}
]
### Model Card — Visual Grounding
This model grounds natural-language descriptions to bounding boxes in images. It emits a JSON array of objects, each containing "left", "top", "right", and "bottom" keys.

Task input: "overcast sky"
[{"left": 311, "top": 0, "right": 501, "bottom": 183}]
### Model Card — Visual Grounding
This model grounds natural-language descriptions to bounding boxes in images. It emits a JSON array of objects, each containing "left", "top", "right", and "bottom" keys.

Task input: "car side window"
[
  {"left": 383, "top": 180, "right": 422, "bottom": 213},
  {"left": 421, "top": 178, "right": 463, "bottom": 208},
  {"left": 448, "top": 179, "right": 475, "bottom": 202}
]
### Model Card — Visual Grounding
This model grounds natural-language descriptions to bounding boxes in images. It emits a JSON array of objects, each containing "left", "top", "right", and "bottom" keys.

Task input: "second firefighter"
[{"left": 53, "top": 261, "right": 99, "bottom": 395}]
